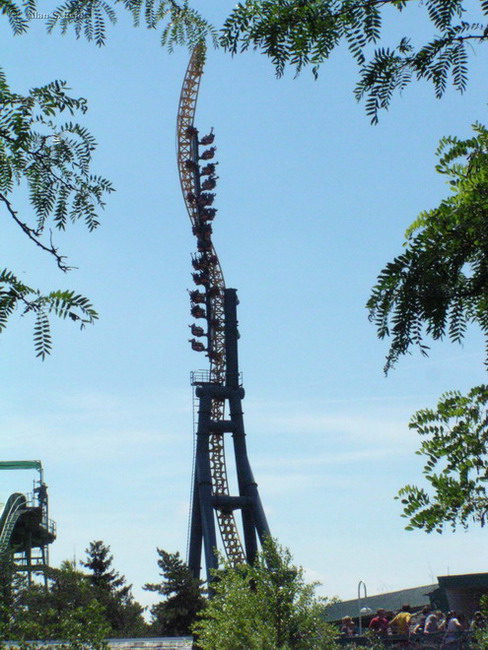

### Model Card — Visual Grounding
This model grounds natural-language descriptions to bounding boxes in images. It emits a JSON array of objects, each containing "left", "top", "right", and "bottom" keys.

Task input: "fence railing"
[
  {"left": 336, "top": 630, "right": 474, "bottom": 647},
  {"left": 3, "top": 638, "right": 193, "bottom": 650}
]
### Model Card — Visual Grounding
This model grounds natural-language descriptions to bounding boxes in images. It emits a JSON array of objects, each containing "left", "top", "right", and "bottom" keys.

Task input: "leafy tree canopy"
[
  {"left": 398, "top": 385, "right": 488, "bottom": 532},
  {"left": 3, "top": 0, "right": 486, "bottom": 358},
  {"left": 0, "top": 554, "right": 16, "bottom": 634},
  {"left": 193, "top": 539, "right": 338, "bottom": 650},
  {"left": 0, "top": 0, "right": 217, "bottom": 356},
  {"left": 368, "top": 123, "right": 488, "bottom": 531},
  {"left": 1, "top": 546, "right": 146, "bottom": 643},
  {"left": 220, "top": 0, "right": 488, "bottom": 122},
  {"left": 144, "top": 548, "right": 205, "bottom": 637},
  {"left": 0, "top": 14, "right": 114, "bottom": 357},
  {"left": 4, "top": 560, "right": 111, "bottom": 647},
  {"left": 0, "top": 0, "right": 216, "bottom": 56},
  {"left": 368, "top": 122, "right": 488, "bottom": 373},
  {"left": 41, "top": 0, "right": 488, "bottom": 123}
]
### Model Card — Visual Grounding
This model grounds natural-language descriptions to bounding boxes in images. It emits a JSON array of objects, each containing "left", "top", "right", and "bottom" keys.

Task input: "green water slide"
[
  {"left": 0, "top": 461, "right": 55, "bottom": 576},
  {"left": 0, "top": 492, "right": 28, "bottom": 555},
  {"left": 0, "top": 460, "right": 43, "bottom": 475}
]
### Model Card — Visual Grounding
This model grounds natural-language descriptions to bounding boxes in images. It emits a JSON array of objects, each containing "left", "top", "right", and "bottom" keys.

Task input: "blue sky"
[{"left": 1, "top": 1, "right": 488, "bottom": 613}]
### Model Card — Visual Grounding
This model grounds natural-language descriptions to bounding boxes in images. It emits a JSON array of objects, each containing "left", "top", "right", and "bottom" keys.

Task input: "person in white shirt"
[{"left": 443, "top": 611, "right": 463, "bottom": 648}]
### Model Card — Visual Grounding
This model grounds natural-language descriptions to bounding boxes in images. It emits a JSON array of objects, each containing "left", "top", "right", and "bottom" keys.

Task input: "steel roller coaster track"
[{"left": 176, "top": 44, "right": 246, "bottom": 566}]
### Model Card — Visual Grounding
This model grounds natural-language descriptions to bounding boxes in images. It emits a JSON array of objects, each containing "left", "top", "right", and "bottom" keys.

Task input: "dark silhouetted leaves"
[
  {"left": 220, "top": 0, "right": 486, "bottom": 122},
  {"left": 367, "top": 123, "right": 488, "bottom": 373},
  {"left": 0, "top": 52, "right": 112, "bottom": 356},
  {"left": 397, "top": 386, "right": 488, "bottom": 532}
]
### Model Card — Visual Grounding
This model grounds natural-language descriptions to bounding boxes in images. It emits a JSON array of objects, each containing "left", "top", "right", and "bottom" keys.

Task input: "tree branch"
[{"left": 0, "top": 192, "right": 71, "bottom": 271}]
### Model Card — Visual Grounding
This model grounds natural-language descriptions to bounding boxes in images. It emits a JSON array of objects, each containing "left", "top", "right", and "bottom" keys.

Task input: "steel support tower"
[
  {"left": 188, "top": 289, "right": 270, "bottom": 581},
  {"left": 176, "top": 45, "right": 270, "bottom": 584}
]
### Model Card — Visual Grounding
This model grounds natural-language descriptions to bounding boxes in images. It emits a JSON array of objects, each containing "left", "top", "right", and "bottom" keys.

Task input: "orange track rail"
[{"left": 176, "top": 45, "right": 245, "bottom": 565}]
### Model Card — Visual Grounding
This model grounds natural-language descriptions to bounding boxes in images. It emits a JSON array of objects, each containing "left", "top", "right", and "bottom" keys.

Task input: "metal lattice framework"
[
  {"left": 176, "top": 44, "right": 245, "bottom": 565},
  {"left": 0, "top": 462, "right": 55, "bottom": 585}
]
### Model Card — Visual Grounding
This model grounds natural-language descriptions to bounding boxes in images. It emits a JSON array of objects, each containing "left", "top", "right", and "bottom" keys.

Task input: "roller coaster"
[
  {"left": 177, "top": 45, "right": 270, "bottom": 583},
  {"left": 0, "top": 461, "right": 56, "bottom": 583}
]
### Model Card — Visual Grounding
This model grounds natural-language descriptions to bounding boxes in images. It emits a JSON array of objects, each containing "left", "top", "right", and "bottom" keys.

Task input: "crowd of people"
[{"left": 339, "top": 604, "right": 486, "bottom": 647}]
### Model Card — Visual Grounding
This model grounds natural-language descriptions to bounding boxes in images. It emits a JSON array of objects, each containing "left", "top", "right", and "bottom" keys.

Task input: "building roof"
[
  {"left": 324, "top": 584, "right": 438, "bottom": 622},
  {"left": 438, "top": 573, "right": 488, "bottom": 590}
]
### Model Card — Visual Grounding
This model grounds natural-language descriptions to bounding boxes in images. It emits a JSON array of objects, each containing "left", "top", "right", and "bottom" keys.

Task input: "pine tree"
[
  {"left": 82, "top": 541, "right": 147, "bottom": 637},
  {"left": 144, "top": 549, "right": 205, "bottom": 636},
  {"left": 82, "top": 540, "right": 124, "bottom": 591}
]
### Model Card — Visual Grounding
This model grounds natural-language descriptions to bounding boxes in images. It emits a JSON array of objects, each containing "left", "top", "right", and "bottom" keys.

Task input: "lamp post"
[{"left": 358, "top": 580, "right": 367, "bottom": 635}]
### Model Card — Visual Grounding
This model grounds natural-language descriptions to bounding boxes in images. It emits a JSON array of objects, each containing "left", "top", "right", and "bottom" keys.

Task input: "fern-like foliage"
[
  {"left": 2, "top": 0, "right": 217, "bottom": 49},
  {"left": 0, "top": 76, "right": 114, "bottom": 241},
  {"left": 0, "top": 68, "right": 112, "bottom": 356},
  {"left": 221, "top": 0, "right": 488, "bottom": 122},
  {"left": 4, "top": 0, "right": 486, "bottom": 122},
  {"left": 0, "top": 0, "right": 31, "bottom": 34},
  {"left": 45, "top": 0, "right": 217, "bottom": 48},
  {"left": 0, "top": 270, "right": 98, "bottom": 359},
  {"left": 369, "top": 124, "right": 488, "bottom": 532},
  {"left": 0, "top": 0, "right": 217, "bottom": 356},
  {"left": 367, "top": 122, "right": 488, "bottom": 372},
  {"left": 46, "top": 0, "right": 118, "bottom": 47},
  {"left": 397, "top": 385, "right": 488, "bottom": 532}
]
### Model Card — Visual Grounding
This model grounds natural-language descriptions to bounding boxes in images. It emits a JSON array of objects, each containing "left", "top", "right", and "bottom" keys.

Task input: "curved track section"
[
  {"left": 0, "top": 493, "right": 27, "bottom": 556},
  {"left": 177, "top": 44, "right": 245, "bottom": 565}
]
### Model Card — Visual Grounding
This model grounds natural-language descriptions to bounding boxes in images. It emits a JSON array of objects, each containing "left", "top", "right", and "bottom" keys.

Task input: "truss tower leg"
[{"left": 188, "top": 289, "right": 270, "bottom": 583}]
